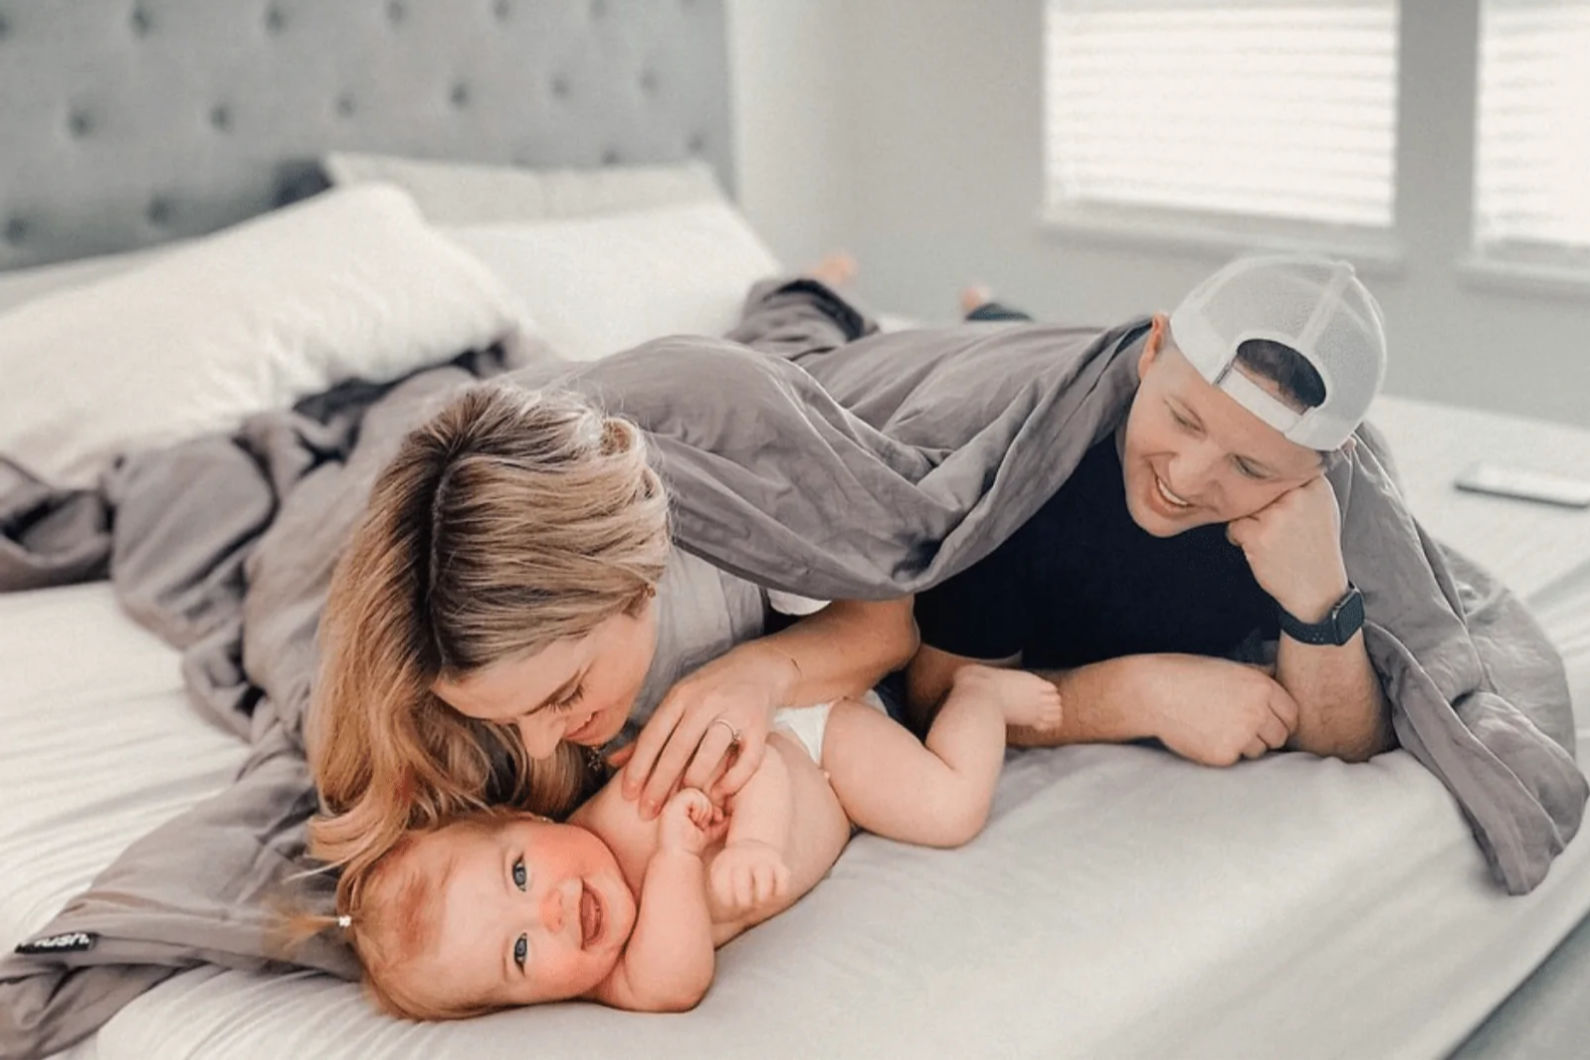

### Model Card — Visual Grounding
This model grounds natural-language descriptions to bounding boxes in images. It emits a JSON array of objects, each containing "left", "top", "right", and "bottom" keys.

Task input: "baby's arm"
[
  {"left": 710, "top": 741, "right": 795, "bottom": 918},
  {"left": 588, "top": 790, "right": 720, "bottom": 1013}
]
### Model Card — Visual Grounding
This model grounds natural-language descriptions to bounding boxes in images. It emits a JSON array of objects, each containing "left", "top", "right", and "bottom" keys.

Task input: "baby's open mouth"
[{"left": 580, "top": 882, "right": 601, "bottom": 948}]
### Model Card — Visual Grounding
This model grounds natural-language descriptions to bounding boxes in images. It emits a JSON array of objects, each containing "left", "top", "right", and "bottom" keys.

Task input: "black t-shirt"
[{"left": 915, "top": 438, "right": 1278, "bottom": 668}]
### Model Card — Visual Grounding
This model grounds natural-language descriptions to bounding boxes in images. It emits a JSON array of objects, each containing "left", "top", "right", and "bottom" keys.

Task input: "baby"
[{"left": 341, "top": 663, "right": 1059, "bottom": 1018}]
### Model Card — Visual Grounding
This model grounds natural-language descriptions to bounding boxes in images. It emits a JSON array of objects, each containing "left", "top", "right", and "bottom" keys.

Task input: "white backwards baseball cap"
[{"left": 1167, "top": 253, "right": 1388, "bottom": 451}]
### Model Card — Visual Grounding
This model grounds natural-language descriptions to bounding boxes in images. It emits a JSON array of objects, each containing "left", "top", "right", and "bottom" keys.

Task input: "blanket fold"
[{"left": 0, "top": 281, "right": 1581, "bottom": 1059}]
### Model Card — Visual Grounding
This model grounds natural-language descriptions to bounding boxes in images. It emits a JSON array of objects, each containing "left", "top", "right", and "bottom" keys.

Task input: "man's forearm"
[
  {"left": 1013, "top": 657, "right": 1159, "bottom": 747},
  {"left": 1275, "top": 632, "right": 1392, "bottom": 761}
]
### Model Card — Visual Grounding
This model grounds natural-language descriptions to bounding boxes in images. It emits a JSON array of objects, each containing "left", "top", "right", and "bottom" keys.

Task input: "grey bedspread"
[{"left": 0, "top": 280, "right": 1582, "bottom": 1059}]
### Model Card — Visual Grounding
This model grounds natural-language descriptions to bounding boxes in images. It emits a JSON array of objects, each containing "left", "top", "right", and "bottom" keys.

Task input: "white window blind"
[
  {"left": 1043, "top": 0, "right": 1399, "bottom": 230},
  {"left": 1474, "top": 0, "right": 1590, "bottom": 258}
]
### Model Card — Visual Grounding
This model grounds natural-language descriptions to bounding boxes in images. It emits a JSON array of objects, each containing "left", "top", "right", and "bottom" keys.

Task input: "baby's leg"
[{"left": 821, "top": 669, "right": 1059, "bottom": 848}]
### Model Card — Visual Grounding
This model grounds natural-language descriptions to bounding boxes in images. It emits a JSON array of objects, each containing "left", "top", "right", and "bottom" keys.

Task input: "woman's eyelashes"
[
  {"left": 514, "top": 932, "right": 529, "bottom": 971},
  {"left": 513, "top": 854, "right": 528, "bottom": 891},
  {"left": 550, "top": 684, "right": 585, "bottom": 714}
]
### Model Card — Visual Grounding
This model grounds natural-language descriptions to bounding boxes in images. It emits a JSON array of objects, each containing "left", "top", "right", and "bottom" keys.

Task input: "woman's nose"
[{"left": 516, "top": 716, "right": 564, "bottom": 760}]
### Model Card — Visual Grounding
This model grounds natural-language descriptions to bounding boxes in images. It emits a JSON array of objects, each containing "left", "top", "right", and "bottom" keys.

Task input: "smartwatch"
[{"left": 1278, "top": 585, "right": 1365, "bottom": 647}]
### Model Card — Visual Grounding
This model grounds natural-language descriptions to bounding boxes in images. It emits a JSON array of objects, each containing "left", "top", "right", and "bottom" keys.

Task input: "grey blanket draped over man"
[{"left": 0, "top": 279, "right": 1582, "bottom": 1058}]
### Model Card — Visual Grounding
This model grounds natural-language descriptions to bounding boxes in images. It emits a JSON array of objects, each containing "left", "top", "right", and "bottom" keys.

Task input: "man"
[{"left": 906, "top": 254, "right": 1392, "bottom": 766}]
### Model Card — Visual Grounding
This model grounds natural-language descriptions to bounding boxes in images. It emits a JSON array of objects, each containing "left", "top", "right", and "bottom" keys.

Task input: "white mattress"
[{"left": 5, "top": 397, "right": 1589, "bottom": 1060}]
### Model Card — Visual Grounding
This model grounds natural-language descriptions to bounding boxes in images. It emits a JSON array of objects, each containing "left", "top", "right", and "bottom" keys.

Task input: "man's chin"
[{"left": 1124, "top": 488, "right": 1186, "bottom": 538}]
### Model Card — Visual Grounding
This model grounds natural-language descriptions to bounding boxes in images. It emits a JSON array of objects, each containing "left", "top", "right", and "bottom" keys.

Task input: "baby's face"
[{"left": 396, "top": 815, "right": 637, "bottom": 1009}]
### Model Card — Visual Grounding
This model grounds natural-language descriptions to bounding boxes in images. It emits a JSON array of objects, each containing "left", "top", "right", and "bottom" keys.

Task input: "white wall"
[
  {"left": 730, "top": 0, "right": 1590, "bottom": 428},
  {"left": 725, "top": 0, "right": 850, "bottom": 272}
]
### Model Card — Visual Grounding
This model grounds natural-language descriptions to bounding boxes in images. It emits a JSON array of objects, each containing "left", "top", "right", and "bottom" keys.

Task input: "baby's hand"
[
  {"left": 953, "top": 664, "right": 1063, "bottom": 732},
  {"left": 709, "top": 840, "right": 791, "bottom": 915},
  {"left": 657, "top": 788, "right": 724, "bottom": 857}
]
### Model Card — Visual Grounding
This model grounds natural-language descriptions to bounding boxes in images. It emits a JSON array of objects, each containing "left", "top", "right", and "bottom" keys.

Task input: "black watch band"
[{"left": 1278, "top": 585, "right": 1365, "bottom": 647}]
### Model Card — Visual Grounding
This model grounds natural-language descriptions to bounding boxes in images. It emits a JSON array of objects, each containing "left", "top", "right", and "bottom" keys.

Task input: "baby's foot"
[
  {"left": 959, "top": 283, "right": 994, "bottom": 315},
  {"left": 807, "top": 251, "right": 858, "bottom": 288},
  {"left": 953, "top": 664, "right": 1063, "bottom": 731}
]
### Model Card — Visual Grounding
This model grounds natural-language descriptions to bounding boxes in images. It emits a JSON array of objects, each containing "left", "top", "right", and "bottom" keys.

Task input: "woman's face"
[{"left": 434, "top": 598, "right": 659, "bottom": 759}]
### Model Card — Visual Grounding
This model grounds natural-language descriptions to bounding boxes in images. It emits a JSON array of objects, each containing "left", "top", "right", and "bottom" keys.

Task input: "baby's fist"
[
  {"left": 710, "top": 840, "right": 791, "bottom": 916},
  {"left": 658, "top": 788, "right": 723, "bottom": 856}
]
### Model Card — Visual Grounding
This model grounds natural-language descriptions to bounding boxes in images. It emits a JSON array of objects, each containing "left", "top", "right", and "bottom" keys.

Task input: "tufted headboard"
[{"left": 0, "top": 0, "right": 731, "bottom": 271}]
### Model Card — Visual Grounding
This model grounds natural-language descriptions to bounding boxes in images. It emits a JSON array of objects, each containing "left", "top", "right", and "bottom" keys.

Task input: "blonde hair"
[{"left": 307, "top": 383, "right": 669, "bottom": 899}]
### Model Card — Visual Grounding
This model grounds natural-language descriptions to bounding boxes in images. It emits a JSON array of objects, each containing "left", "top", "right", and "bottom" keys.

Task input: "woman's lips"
[{"left": 565, "top": 712, "right": 601, "bottom": 744}]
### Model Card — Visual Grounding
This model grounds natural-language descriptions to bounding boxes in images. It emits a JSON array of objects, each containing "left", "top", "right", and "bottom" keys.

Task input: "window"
[
  {"left": 1474, "top": 0, "right": 1590, "bottom": 262},
  {"left": 1042, "top": 0, "right": 1400, "bottom": 233}
]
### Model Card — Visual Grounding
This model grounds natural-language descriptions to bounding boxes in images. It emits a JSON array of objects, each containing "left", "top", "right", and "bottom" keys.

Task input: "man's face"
[{"left": 1120, "top": 315, "right": 1325, "bottom": 537}]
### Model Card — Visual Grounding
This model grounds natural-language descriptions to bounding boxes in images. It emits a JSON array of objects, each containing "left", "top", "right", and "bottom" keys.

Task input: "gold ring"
[{"left": 710, "top": 717, "right": 741, "bottom": 744}]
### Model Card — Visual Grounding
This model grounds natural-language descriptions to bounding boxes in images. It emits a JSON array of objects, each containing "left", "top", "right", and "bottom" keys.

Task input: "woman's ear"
[{"left": 623, "top": 583, "right": 656, "bottom": 618}]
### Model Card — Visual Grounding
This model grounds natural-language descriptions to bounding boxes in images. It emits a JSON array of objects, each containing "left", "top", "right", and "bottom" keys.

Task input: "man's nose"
[
  {"left": 516, "top": 716, "right": 564, "bottom": 760},
  {"left": 1170, "top": 444, "right": 1221, "bottom": 495}
]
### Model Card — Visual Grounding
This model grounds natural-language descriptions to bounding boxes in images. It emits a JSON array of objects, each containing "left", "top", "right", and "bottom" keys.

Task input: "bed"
[{"left": 3, "top": 3, "right": 1590, "bottom": 1058}]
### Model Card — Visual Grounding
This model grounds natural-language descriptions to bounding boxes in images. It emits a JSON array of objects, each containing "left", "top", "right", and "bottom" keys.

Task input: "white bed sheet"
[{"left": 4, "top": 401, "right": 1588, "bottom": 1060}]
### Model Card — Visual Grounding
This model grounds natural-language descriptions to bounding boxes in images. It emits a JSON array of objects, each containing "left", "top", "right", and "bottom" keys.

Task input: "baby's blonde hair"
[{"left": 307, "top": 383, "right": 669, "bottom": 910}]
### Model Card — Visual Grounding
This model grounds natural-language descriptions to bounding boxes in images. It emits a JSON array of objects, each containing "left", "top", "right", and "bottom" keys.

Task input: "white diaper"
[{"left": 772, "top": 690, "right": 885, "bottom": 764}]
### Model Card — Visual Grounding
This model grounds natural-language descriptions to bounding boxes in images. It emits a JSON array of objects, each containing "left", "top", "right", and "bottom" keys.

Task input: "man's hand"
[
  {"left": 657, "top": 789, "right": 725, "bottom": 857},
  {"left": 1226, "top": 475, "right": 1350, "bottom": 622},
  {"left": 1133, "top": 654, "right": 1299, "bottom": 766},
  {"left": 709, "top": 839, "right": 791, "bottom": 916}
]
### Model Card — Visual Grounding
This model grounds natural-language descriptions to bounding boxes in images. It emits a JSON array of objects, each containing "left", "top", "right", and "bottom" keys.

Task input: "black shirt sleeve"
[{"left": 913, "top": 532, "right": 1031, "bottom": 661}]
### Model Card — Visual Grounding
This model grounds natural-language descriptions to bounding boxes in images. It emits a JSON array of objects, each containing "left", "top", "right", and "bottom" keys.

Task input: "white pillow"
[
  {"left": 0, "top": 244, "right": 175, "bottom": 315},
  {"left": 320, "top": 153, "right": 723, "bottom": 226},
  {"left": 444, "top": 200, "right": 782, "bottom": 362},
  {"left": 0, "top": 184, "right": 534, "bottom": 488}
]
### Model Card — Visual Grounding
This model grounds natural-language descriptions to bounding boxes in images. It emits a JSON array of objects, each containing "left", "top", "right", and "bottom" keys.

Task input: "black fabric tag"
[{"left": 15, "top": 930, "right": 98, "bottom": 954}]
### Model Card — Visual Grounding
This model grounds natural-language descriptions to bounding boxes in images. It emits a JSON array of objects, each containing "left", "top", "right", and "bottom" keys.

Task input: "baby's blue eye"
[
  {"left": 512, "top": 855, "right": 527, "bottom": 891},
  {"left": 514, "top": 933, "right": 528, "bottom": 969}
]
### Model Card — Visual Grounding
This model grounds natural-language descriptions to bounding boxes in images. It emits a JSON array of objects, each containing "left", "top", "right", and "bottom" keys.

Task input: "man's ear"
[{"left": 1138, "top": 312, "right": 1170, "bottom": 383}]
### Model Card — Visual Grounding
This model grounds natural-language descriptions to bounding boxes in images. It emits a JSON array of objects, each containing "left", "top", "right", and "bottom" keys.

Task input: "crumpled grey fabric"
[{"left": 0, "top": 280, "right": 1582, "bottom": 1060}]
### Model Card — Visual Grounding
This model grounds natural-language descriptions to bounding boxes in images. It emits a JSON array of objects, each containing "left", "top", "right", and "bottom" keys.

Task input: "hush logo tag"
[{"left": 15, "top": 931, "right": 98, "bottom": 954}]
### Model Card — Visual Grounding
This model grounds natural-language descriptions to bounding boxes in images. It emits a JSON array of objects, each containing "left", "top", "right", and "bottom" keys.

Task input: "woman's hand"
[{"left": 617, "top": 644, "right": 798, "bottom": 820}]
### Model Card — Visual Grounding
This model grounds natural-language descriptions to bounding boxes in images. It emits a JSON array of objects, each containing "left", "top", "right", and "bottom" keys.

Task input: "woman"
[{"left": 307, "top": 382, "right": 916, "bottom": 890}]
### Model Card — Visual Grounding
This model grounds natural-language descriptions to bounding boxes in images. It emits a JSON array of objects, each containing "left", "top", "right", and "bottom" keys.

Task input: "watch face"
[{"left": 1332, "top": 588, "right": 1366, "bottom": 642}]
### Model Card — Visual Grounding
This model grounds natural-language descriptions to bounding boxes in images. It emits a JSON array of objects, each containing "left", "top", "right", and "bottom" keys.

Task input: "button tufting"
[
  {"left": 386, "top": 1, "right": 405, "bottom": 24},
  {"left": 264, "top": 6, "right": 286, "bottom": 33},
  {"left": 0, "top": 13, "right": 10, "bottom": 41},
  {"left": 336, "top": 93, "right": 356, "bottom": 117},
  {"left": 146, "top": 198, "right": 172, "bottom": 226},
  {"left": 210, "top": 104, "right": 232, "bottom": 132},
  {"left": 130, "top": 7, "right": 152, "bottom": 35},
  {"left": 493, "top": 0, "right": 511, "bottom": 20},
  {"left": 687, "top": 133, "right": 706, "bottom": 154},
  {"left": 450, "top": 82, "right": 470, "bottom": 109},
  {"left": 550, "top": 75, "right": 570, "bottom": 99},
  {"left": 639, "top": 69, "right": 658, "bottom": 94},
  {"left": 590, "top": 0, "right": 606, "bottom": 18},
  {"left": 601, "top": 147, "right": 620, "bottom": 165},
  {"left": 3, "top": 217, "right": 27, "bottom": 245},
  {"left": 67, "top": 110, "right": 92, "bottom": 138}
]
